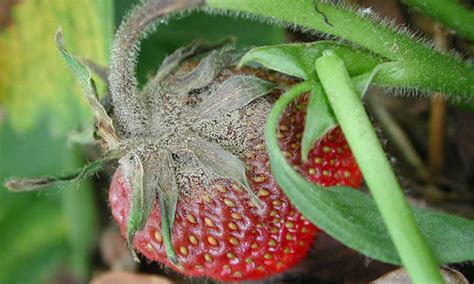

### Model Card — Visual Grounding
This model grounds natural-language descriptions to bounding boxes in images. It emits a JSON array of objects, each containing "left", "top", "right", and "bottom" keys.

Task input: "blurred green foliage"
[
  {"left": 0, "top": 0, "right": 285, "bottom": 283},
  {"left": 0, "top": 0, "right": 112, "bottom": 282},
  {"left": 0, "top": 123, "right": 97, "bottom": 283},
  {"left": 0, "top": 0, "right": 112, "bottom": 133}
]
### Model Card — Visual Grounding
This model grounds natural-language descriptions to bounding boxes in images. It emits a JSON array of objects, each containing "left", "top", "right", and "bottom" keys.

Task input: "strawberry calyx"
[{"left": 107, "top": 43, "right": 278, "bottom": 263}]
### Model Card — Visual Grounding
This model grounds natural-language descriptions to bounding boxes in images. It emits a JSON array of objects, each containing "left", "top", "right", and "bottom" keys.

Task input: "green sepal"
[
  {"left": 301, "top": 61, "right": 397, "bottom": 161},
  {"left": 240, "top": 42, "right": 388, "bottom": 162},
  {"left": 352, "top": 62, "right": 398, "bottom": 96},
  {"left": 124, "top": 150, "right": 180, "bottom": 264},
  {"left": 301, "top": 83, "right": 337, "bottom": 162},
  {"left": 56, "top": 29, "right": 118, "bottom": 150},
  {"left": 188, "top": 135, "right": 263, "bottom": 209},
  {"left": 189, "top": 75, "right": 276, "bottom": 122},
  {"left": 239, "top": 41, "right": 385, "bottom": 80},
  {"left": 153, "top": 150, "right": 180, "bottom": 265},
  {"left": 154, "top": 37, "right": 236, "bottom": 82},
  {"left": 266, "top": 81, "right": 474, "bottom": 265},
  {"left": 170, "top": 46, "right": 243, "bottom": 94},
  {"left": 159, "top": 194, "right": 179, "bottom": 266},
  {"left": 4, "top": 157, "right": 116, "bottom": 192},
  {"left": 121, "top": 154, "right": 153, "bottom": 249},
  {"left": 154, "top": 151, "right": 179, "bottom": 229}
]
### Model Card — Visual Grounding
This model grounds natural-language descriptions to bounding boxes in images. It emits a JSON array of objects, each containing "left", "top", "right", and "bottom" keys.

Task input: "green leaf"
[
  {"left": 301, "top": 84, "right": 337, "bottom": 162},
  {"left": 266, "top": 82, "right": 474, "bottom": 265},
  {"left": 239, "top": 41, "right": 385, "bottom": 80}
]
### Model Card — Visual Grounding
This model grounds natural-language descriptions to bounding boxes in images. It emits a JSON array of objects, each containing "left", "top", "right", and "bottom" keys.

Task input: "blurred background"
[{"left": 0, "top": 0, "right": 473, "bottom": 283}]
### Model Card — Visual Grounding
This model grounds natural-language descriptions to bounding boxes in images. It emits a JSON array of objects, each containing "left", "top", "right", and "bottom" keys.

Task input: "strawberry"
[
  {"left": 279, "top": 95, "right": 363, "bottom": 188},
  {"left": 109, "top": 88, "right": 362, "bottom": 281}
]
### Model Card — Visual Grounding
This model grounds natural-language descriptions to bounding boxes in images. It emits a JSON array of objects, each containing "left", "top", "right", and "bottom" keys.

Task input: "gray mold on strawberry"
[
  {"left": 118, "top": 46, "right": 275, "bottom": 199},
  {"left": 103, "top": 0, "right": 283, "bottom": 269}
]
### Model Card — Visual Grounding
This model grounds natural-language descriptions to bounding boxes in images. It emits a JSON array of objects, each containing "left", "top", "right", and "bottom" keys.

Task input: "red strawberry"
[
  {"left": 280, "top": 95, "right": 363, "bottom": 188},
  {"left": 109, "top": 91, "right": 362, "bottom": 281}
]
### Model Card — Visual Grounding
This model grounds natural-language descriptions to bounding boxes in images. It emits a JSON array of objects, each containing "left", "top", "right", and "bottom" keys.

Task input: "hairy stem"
[
  {"left": 206, "top": 0, "right": 474, "bottom": 98},
  {"left": 109, "top": 0, "right": 204, "bottom": 136},
  {"left": 403, "top": 0, "right": 474, "bottom": 41},
  {"left": 315, "top": 52, "right": 443, "bottom": 284}
]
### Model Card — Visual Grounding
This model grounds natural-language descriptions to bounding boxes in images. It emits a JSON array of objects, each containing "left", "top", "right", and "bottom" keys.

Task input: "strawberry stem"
[
  {"left": 315, "top": 51, "right": 443, "bottom": 284},
  {"left": 206, "top": 0, "right": 474, "bottom": 98},
  {"left": 109, "top": 0, "right": 204, "bottom": 137}
]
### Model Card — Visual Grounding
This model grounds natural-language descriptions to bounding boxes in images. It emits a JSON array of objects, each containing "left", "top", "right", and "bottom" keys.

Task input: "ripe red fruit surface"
[{"left": 109, "top": 94, "right": 362, "bottom": 282}]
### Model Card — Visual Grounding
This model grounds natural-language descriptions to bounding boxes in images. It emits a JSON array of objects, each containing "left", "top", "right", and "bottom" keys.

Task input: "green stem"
[
  {"left": 315, "top": 52, "right": 443, "bottom": 283},
  {"left": 206, "top": 0, "right": 474, "bottom": 97},
  {"left": 402, "top": 0, "right": 474, "bottom": 41}
]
